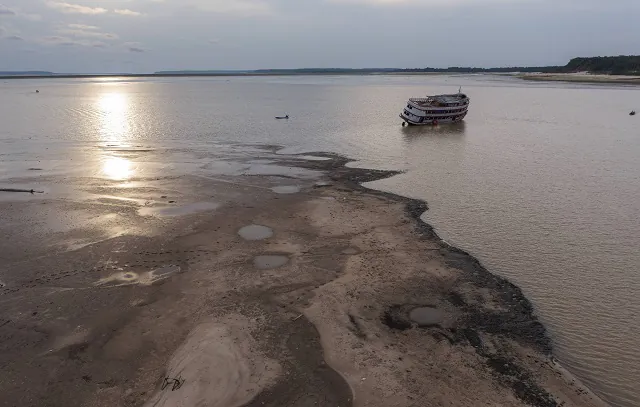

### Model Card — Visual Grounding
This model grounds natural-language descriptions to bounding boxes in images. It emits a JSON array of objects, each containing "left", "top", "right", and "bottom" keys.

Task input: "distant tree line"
[
  {"left": 563, "top": 56, "right": 640, "bottom": 75},
  {"left": 2, "top": 56, "right": 639, "bottom": 78},
  {"left": 251, "top": 56, "right": 640, "bottom": 75},
  {"left": 250, "top": 67, "right": 564, "bottom": 74},
  {"left": 397, "top": 66, "right": 563, "bottom": 73},
  {"left": 424, "top": 56, "right": 640, "bottom": 75}
]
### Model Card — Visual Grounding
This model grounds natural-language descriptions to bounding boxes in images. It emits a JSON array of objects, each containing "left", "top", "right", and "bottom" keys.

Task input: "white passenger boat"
[{"left": 400, "top": 89, "right": 470, "bottom": 125}]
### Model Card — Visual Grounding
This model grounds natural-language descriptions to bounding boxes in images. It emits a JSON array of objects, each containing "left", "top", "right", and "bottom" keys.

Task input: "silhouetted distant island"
[
  {"left": 1, "top": 56, "right": 638, "bottom": 80},
  {"left": 0, "top": 71, "right": 55, "bottom": 76},
  {"left": 154, "top": 70, "right": 250, "bottom": 75},
  {"left": 154, "top": 56, "right": 640, "bottom": 76}
]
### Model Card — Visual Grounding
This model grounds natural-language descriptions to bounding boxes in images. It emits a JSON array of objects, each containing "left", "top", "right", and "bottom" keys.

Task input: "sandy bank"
[
  {"left": 0, "top": 151, "right": 607, "bottom": 407},
  {"left": 519, "top": 73, "right": 640, "bottom": 85}
]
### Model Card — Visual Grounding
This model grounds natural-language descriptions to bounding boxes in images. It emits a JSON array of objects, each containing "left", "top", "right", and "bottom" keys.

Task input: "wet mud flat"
[{"left": 0, "top": 150, "right": 606, "bottom": 407}]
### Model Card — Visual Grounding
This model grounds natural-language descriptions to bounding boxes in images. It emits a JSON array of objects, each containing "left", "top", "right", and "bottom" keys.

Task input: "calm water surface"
[{"left": 1, "top": 75, "right": 638, "bottom": 406}]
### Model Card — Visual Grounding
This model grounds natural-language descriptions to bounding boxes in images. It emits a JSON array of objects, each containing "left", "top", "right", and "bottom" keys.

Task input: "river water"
[{"left": 1, "top": 74, "right": 638, "bottom": 406}]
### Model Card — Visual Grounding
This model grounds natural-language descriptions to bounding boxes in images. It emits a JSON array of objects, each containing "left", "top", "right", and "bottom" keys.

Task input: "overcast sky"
[{"left": 0, "top": 0, "right": 638, "bottom": 73}]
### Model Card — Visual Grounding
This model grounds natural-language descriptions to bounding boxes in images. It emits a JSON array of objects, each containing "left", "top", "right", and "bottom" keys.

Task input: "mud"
[
  {"left": 253, "top": 255, "right": 290, "bottom": 270},
  {"left": 0, "top": 149, "right": 606, "bottom": 407},
  {"left": 341, "top": 247, "right": 362, "bottom": 255},
  {"left": 409, "top": 307, "right": 444, "bottom": 327},
  {"left": 138, "top": 202, "right": 219, "bottom": 217}
]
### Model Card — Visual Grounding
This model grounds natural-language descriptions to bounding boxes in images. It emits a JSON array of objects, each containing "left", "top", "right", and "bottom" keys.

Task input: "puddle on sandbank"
[
  {"left": 253, "top": 255, "right": 289, "bottom": 270},
  {"left": 243, "top": 164, "right": 321, "bottom": 179},
  {"left": 297, "top": 155, "right": 332, "bottom": 161},
  {"left": 94, "top": 265, "right": 181, "bottom": 288},
  {"left": 138, "top": 202, "right": 219, "bottom": 217},
  {"left": 341, "top": 247, "right": 362, "bottom": 255},
  {"left": 238, "top": 225, "right": 273, "bottom": 241},
  {"left": 270, "top": 185, "right": 300, "bottom": 194},
  {"left": 409, "top": 307, "right": 444, "bottom": 327}
]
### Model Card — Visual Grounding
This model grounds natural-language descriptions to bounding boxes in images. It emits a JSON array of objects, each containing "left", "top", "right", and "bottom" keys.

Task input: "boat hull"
[{"left": 399, "top": 113, "right": 465, "bottom": 125}]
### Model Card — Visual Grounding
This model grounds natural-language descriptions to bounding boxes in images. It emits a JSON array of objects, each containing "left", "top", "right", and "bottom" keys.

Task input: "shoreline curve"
[{"left": 287, "top": 150, "right": 609, "bottom": 407}]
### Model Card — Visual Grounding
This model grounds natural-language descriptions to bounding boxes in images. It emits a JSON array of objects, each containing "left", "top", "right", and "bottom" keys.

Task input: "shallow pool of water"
[{"left": 238, "top": 225, "right": 274, "bottom": 241}]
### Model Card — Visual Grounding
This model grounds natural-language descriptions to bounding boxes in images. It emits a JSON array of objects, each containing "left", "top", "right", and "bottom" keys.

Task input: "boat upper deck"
[{"left": 409, "top": 94, "right": 469, "bottom": 108}]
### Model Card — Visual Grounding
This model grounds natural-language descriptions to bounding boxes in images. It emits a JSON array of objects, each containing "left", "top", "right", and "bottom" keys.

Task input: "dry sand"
[
  {"left": 519, "top": 73, "right": 640, "bottom": 85},
  {"left": 0, "top": 152, "right": 608, "bottom": 407}
]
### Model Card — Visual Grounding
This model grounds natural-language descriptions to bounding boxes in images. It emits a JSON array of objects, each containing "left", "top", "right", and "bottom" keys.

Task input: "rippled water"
[{"left": 1, "top": 75, "right": 638, "bottom": 406}]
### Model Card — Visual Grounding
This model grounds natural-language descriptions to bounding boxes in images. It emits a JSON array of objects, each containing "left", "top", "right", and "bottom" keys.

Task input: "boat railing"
[{"left": 408, "top": 101, "right": 468, "bottom": 111}]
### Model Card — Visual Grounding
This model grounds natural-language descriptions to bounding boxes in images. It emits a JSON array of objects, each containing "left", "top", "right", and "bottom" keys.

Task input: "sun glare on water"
[
  {"left": 103, "top": 156, "right": 133, "bottom": 180},
  {"left": 98, "top": 92, "right": 131, "bottom": 141}
]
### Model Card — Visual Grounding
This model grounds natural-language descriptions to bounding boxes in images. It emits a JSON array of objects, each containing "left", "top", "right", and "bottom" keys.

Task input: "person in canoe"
[{"left": 275, "top": 114, "right": 289, "bottom": 119}]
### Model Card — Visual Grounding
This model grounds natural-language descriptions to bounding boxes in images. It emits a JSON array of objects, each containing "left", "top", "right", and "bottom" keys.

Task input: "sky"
[{"left": 0, "top": 0, "right": 639, "bottom": 73}]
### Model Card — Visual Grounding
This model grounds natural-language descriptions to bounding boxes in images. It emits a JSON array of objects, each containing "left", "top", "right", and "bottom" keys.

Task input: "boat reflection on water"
[{"left": 401, "top": 121, "right": 466, "bottom": 138}]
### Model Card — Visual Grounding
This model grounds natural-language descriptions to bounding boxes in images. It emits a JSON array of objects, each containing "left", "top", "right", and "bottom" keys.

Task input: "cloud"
[
  {"left": 327, "top": 0, "right": 513, "bottom": 5},
  {"left": 6, "top": 34, "right": 23, "bottom": 40},
  {"left": 328, "top": 0, "right": 409, "bottom": 3},
  {"left": 41, "top": 35, "right": 75, "bottom": 45},
  {"left": 0, "top": 5, "right": 16, "bottom": 15},
  {"left": 58, "top": 28, "right": 119, "bottom": 39},
  {"left": 67, "top": 24, "right": 99, "bottom": 30},
  {"left": 42, "top": 35, "right": 65, "bottom": 42},
  {"left": 40, "top": 35, "right": 108, "bottom": 48},
  {"left": 116, "top": 41, "right": 146, "bottom": 53},
  {"left": 114, "top": 9, "right": 143, "bottom": 16},
  {"left": 46, "top": 3, "right": 143, "bottom": 16},
  {"left": 46, "top": 2, "right": 108, "bottom": 15},
  {"left": 182, "top": 0, "right": 272, "bottom": 15},
  {"left": 1, "top": 6, "right": 42, "bottom": 21}
]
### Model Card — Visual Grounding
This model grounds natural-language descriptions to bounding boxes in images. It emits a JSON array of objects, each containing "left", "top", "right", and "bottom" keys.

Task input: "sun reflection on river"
[
  {"left": 103, "top": 156, "right": 133, "bottom": 180},
  {"left": 99, "top": 92, "right": 130, "bottom": 141}
]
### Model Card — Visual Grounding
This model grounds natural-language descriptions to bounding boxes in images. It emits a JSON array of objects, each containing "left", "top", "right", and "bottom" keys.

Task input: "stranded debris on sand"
[{"left": 0, "top": 188, "right": 44, "bottom": 194}]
